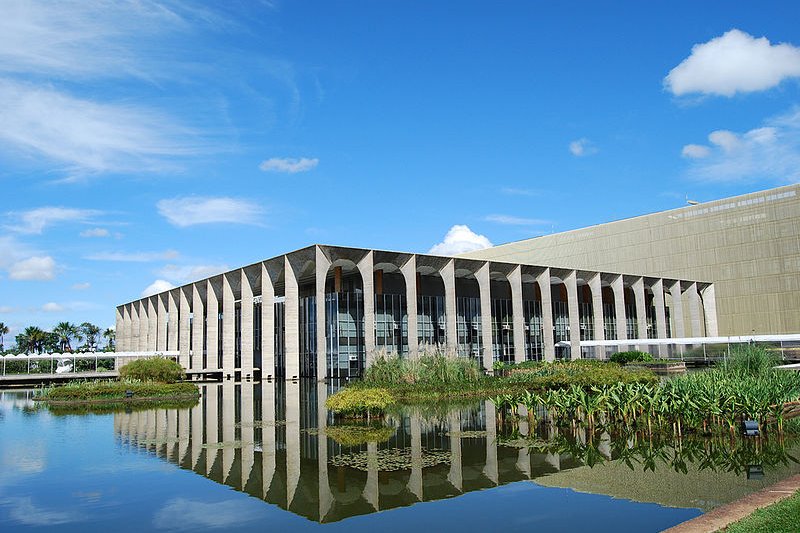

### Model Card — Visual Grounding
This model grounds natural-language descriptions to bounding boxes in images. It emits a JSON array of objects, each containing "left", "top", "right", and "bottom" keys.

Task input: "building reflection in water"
[{"left": 113, "top": 382, "right": 579, "bottom": 523}]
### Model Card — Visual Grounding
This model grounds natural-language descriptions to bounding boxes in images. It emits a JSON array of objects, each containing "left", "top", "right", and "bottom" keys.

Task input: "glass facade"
[
  {"left": 491, "top": 298, "right": 514, "bottom": 363},
  {"left": 456, "top": 297, "right": 482, "bottom": 359},
  {"left": 374, "top": 293, "right": 407, "bottom": 355},
  {"left": 523, "top": 300, "right": 543, "bottom": 361},
  {"left": 417, "top": 295, "right": 445, "bottom": 348},
  {"left": 325, "top": 292, "right": 364, "bottom": 379}
]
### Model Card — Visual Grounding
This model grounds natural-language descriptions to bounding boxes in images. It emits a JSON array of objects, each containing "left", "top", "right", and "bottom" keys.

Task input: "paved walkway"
[
  {"left": 663, "top": 473, "right": 800, "bottom": 532},
  {"left": 0, "top": 371, "right": 119, "bottom": 385}
]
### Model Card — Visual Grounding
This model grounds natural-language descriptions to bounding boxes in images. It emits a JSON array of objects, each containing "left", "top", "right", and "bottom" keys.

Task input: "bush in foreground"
[
  {"left": 119, "top": 357, "right": 185, "bottom": 383},
  {"left": 38, "top": 380, "right": 198, "bottom": 401},
  {"left": 326, "top": 387, "right": 394, "bottom": 418},
  {"left": 364, "top": 352, "right": 484, "bottom": 385}
]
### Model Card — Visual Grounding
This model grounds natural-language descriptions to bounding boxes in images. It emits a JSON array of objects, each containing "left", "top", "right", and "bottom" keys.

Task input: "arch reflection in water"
[{"left": 113, "top": 382, "right": 800, "bottom": 522}]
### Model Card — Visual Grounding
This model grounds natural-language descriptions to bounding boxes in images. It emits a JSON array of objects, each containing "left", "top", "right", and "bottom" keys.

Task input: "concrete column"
[
  {"left": 633, "top": 277, "right": 647, "bottom": 340},
  {"left": 536, "top": 268, "right": 555, "bottom": 362},
  {"left": 565, "top": 270, "right": 581, "bottom": 360},
  {"left": 509, "top": 266, "right": 526, "bottom": 364},
  {"left": 138, "top": 300, "right": 148, "bottom": 351},
  {"left": 611, "top": 275, "right": 628, "bottom": 345},
  {"left": 205, "top": 384, "right": 218, "bottom": 475},
  {"left": 317, "top": 383, "right": 334, "bottom": 520},
  {"left": 484, "top": 400, "right": 499, "bottom": 485},
  {"left": 653, "top": 279, "right": 668, "bottom": 339},
  {"left": 190, "top": 392, "right": 203, "bottom": 470},
  {"left": 240, "top": 269, "right": 254, "bottom": 377},
  {"left": 409, "top": 413, "right": 424, "bottom": 499},
  {"left": 148, "top": 297, "right": 157, "bottom": 351},
  {"left": 286, "top": 382, "right": 301, "bottom": 506},
  {"left": 476, "top": 262, "right": 493, "bottom": 371},
  {"left": 221, "top": 381, "right": 235, "bottom": 481},
  {"left": 447, "top": 410, "right": 463, "bottom": 492},
  {"left": 401, "top": 255, "right": 419, "bottom": 358},
  {"left": 115, "top": 307, "right": 123, "bottom": 351},
  {"left": 167, "top": 290, "right": 178, "bottom": 354},
  {"left": 440, "top": 259, "right": 458, "bottom": 355},
  {"left": 192, "top": 284, "right": 204, "bottom": 370},
  {"left": 261, "top": 263, "right": 275, "bottom": 378},
  {"left": 240, "top": 383, "right": 255, "bottom": 491},
  {"left": 121, "top": 304, "right": 131, "bottom": 351},
  {"left": 131, "top": 302, "right": 140, "bottom": 352},
  {"left": 206, "top": 280, "right": 219, "bottom": 370},
  {"left": 702, "top": 284, "right": 719, "bottom": 337},
  {"left": 315, "top": 247, "right": 331, "bottom": 381},
  {"left": 222, "top": 273, "right": 235, "bottom": 374},
  {"left": 669, "top": 281, "right": 686, "bottom": 339},
  {"left": 178, "top": 405, "right": 190, "bottom": 466},
  {"left": 261, "top": 381, "right": 276, "bottom": 499},
  {"left": 687, "top": 282, "right": 703, "bottom": 337},
  {"left": 157, "top": 294, "right": 167, "bottom": 352},
  {"left": 357, "top": 251, "right": 376, "bottom": 367},
  {"left": 589, "top": 273, "right": 605, "bottom": 342},
  {"left": 178, "top": 287, "right": 192, "bottom": 368},
  {"left": 284, "top": 256, "right": 300, "bottom": 380}
]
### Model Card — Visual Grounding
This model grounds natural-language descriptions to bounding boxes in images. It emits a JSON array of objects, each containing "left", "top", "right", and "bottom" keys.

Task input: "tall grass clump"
[
  {"left": 364, "top": 352, "right": 484, "bottom": 386},
  {"left": 720, "top": 344, "right": 783, "bottom": 376},
  {"left": 119, "top": 357, "right": 185, "bottom": 383}
]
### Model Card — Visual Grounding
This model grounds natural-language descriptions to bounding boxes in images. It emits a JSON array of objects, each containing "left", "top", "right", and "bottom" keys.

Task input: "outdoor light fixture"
[
  {"left": 742, "top": 420, "right": 760, "bottom": 437},
  {"left": 747, "top": 465, "right": 764, "bottom": 480}
]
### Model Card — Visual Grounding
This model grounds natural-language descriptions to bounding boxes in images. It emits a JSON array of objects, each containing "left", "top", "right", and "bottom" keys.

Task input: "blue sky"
[{"left": 2, "top": 1, "right": 800, "bottom": 339}]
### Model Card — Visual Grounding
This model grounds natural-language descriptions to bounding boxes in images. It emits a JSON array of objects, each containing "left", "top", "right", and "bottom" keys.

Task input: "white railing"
[
  {"left": 579, "top": 334, "right": 800, "bottom": 360},
  {"left": 1, "top": 351, "right": 179, "bottom": 376}
]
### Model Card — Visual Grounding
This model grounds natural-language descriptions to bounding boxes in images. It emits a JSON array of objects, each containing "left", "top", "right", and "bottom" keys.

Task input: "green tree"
[
  {"left": 16, "top": 326, "right": 47, "bottom": 353},
  {"left": 103, "top": 328, "right": 116, "bottom": 351},
  {"left": 0, "top": 322, "right": 8, "bottom": 352},
  {"left": 81, "top": 322, "right": 101, "bottom": 350},
  {"left": 52, "top": 322, "right": 81, "bottom": 352}
]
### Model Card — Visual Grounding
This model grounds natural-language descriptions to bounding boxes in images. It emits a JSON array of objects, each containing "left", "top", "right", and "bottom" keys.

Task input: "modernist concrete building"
[
  {"left": 116, "top": 245, "right": 715, "bottom": 379},
  {"left": 464, "top": 184, "right": 800, "bottom": 336}
]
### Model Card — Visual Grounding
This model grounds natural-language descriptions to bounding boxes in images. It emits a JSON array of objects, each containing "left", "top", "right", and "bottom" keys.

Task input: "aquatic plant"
[
  {"left": 609, "top": 351, "right": 653, "bottom": 365},
  {"left": 326, "top": 424, "right": 396, "bottom": 447},
  {"left": 325, "top": 387, "right": 394, "bottom": 419}
]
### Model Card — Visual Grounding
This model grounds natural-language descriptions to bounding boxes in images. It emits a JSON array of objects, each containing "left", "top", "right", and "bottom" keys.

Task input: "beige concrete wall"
[{"left": 463, "top": 184, "right": 800, "bottom": 335}]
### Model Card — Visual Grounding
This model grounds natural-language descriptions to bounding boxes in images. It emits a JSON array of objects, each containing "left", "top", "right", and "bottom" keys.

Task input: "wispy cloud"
[
  {"left": 428, "top": 225, "right": 493, "bottom": 256},
  {"left": 6, "top": 207, "right": 101, "bottom": 234},
  {"left": 71, "top": 282, "right": 91, "bottom": 290},
  {"left": 569, "top": 138, "right": 598, "bottom": 157},
  {"left": 79, "top": 228, "right": 109, "bottom": 238},
  {"left": 8, "top": 256, "right": 57, "bottom": 281},
  {"left": 157, "top": 196, "right": 264, "bottom": 227},
  {"left": 682, "top": 107, "right": 800, "bottom": 183},
  {"left": 85, "top": 250, "right": 179, "bottom": 262},
  {"left": 500, "top": 187, "right": 539, "bottom": 197},
  {"left": 259, "top": 157, "right": 319, "bottom": 173},
  {"left": 484, "top": 214, "right": 550, "bottom": 226},
  {"left": 158, "top": 264, "right": 228, "bottom": 283},
  {"left": 666, "top": 29, "right": 800, "bottom": 97}
]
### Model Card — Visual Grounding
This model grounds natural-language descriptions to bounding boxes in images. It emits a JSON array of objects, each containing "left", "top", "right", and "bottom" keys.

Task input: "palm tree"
[
  {"left": 81, "top": 322, "right": 101, "bottom": 350},
  {"left": 103, "top": 328, "right": 116, "bottom": 351},
  {"left": 17, "top": 326, "right": 47, "bottom": 353},
  {"left": 52, "top": 322, "right": 81, "bottom": 352},
  {"left": 0, "top": 322, "right": 8, "bottom": 352}
]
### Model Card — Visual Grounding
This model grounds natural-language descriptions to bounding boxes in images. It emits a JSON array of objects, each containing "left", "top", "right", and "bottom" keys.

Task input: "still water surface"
[{"left": 2, "top": 383, "right": 798, "bottom": 532}]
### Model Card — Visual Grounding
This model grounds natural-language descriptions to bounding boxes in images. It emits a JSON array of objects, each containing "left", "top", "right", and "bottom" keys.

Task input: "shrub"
[
  {"left": 119, "top": 357, "right": 185, "bottom": 383},
  {"left": 37, "top": 380, "right": 198, "bottom": 401},
  {"left": 325, "top": 387, "right": 394, "bottom": 417},
  {"left": 508, "top": 359, "right": 657, "bottom": 388},
  {"left": 609, "top": 351, "right": 653, "bottom": 365},
  {"left": 721, "top": 344, "right": 783, "bottom": 376}
]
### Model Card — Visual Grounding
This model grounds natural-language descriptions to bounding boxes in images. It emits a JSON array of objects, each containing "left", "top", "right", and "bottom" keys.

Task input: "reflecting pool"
[{"left": 2, "top": 383, "right": 798, "bottom": 532}]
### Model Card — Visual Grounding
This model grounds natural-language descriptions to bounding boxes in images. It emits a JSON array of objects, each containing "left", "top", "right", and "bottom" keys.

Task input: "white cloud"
[
  {"left": 500, "top": 187, "right": 538, "bottom": 197},
  {"left": 157, "top": 196, "right": 264, "bottom": 227},
  {"left": 7, "top": 207, "right": 101, "bottom": 234},
  {"left": 681, "top": 144, "right": 711, "bottom": 159},
  {"left": 428, "top": 225, "right": 493, "bottom": 256},
  {"left": 0, "top": 497, "right": 83, "bottom": 527},
  {"left": 79, "top": 228, "right": 109, "bottom": 238},
  {"left": 569, "top": 138, "right": 597, "bottom": 157},
  {"left": 153, "top": 498, "right": 260, "bottom": 531},
  {"left": 85, "top": 250, "right": 179, "bottom": 262},
  {"left": 158, "top": 264, "right": 228, "bottom": 284},
  {"left": 41, "top": 302, "right": 64, "bottom": 312},
  {"left": 8, "top": 256, "right": 57, "bottom": 281},
  {"left": 142, "top": 279, "right": 175, "bottom": 297},
  {"left": 0, "top": 79, "right": 206, "bottom": 178},
  {"left": 484, "top": 214, "right": 550, "bottom": 226},
  {"left": 666, "top": 29, "right": 800, "bottom": 97},
  {"left": 682, "top": 108, "right": 800, "bottom": 183},
  {"left": 71, "top": 282, "right": 90, "bottom": 290},
  {"left": 259, "top": 157, "right": 319, "bottom": 173}
]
